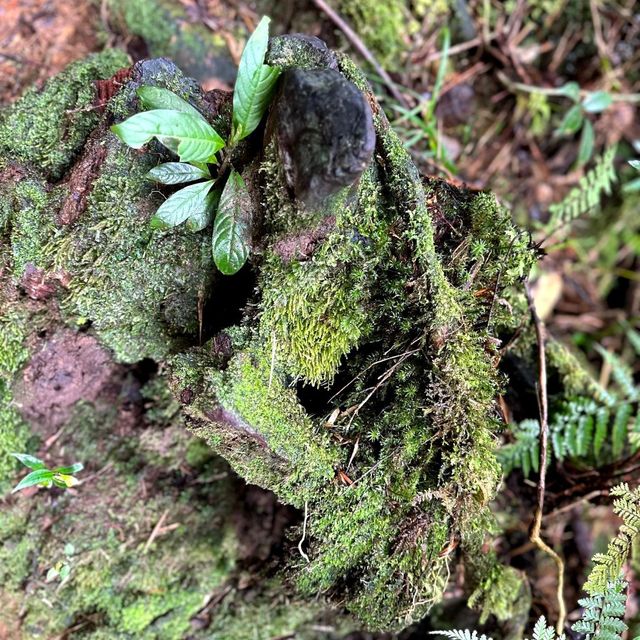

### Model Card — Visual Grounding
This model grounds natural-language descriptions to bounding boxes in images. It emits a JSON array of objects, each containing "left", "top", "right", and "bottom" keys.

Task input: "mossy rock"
[{"left": 0, "top": 38, "right": 536, "bottom": 635}]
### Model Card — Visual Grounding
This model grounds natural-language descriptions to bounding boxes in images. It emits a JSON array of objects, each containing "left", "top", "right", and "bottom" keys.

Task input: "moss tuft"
[{"left": 0, "top": 50, "right": 129, "bottom": 180}]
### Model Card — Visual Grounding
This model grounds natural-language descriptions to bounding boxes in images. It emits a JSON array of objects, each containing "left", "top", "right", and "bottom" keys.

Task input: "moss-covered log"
[{"left": 1, "top": 36, "right": 536, "bottom": 637}]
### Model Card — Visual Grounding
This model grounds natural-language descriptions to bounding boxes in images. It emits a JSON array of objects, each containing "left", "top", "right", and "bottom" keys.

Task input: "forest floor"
[{"left": 0, "top": 0, "right": 638, "bottom": 638}]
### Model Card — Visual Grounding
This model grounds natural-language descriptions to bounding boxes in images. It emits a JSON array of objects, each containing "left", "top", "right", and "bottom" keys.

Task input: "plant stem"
[{"left": 525, "top": 281, "right": 567, "bottom": 634}]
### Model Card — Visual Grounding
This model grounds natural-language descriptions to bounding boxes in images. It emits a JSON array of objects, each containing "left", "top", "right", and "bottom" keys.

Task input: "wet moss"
[
  {"left": 0, "top": 50, "right": 129, "bottom": 180},
  {"left": 47, "top": 141, "right": 213, "bottom": 363},
  {"left": 0, "top": 308, "right": 31, "bottom": 491}
]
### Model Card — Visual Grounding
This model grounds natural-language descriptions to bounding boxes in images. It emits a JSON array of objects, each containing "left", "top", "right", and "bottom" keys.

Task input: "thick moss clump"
[
  {"left": 1, "top": 41, "right": 536, "bottom": 633},
  {"left": 0, "top": 50, "right": 129, "bottom": 180}
]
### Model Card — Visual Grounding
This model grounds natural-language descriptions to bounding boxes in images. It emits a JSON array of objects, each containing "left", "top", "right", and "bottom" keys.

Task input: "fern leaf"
[
  {"left": 611, "top": 404, "right": 632, "bottom": 459},
  {"left": 595, "top": 346, "right": 638, "bottom": 401},
  {"left": 546, "top": 146, "right": 617, "bottom": 231},
  {"left": 532, "top": 616, "right": 556, "bottom": 640},
  {"left": 430, "top": 630, "right": 494, "bottom": 640},
  {"left": 593, "top": 407, "right": 610, "bottom": 460},
  {"left": 583, "top": 485, "right": 640, "bottom": 594}
]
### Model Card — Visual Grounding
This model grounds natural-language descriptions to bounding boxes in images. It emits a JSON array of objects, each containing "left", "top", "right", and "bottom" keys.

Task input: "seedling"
[
  {"left": 10, "top": 453, "right": 84, "bottom": 494},
  {"left": 111, "top": 16, "right": 281, "bottom": 276}
]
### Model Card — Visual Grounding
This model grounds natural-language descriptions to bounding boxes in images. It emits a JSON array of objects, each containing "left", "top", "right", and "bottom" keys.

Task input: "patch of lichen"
[
  {"left": 46, "top": 141, "right": 213, "bottom": 363},
  {"left": 0, "top": 50, "right": 129, "bottom": 180}
]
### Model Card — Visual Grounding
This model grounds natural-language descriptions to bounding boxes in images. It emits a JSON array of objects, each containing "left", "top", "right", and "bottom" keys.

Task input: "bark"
[{"left": 0, "top": 36, "right": 536, "bottom": 638}]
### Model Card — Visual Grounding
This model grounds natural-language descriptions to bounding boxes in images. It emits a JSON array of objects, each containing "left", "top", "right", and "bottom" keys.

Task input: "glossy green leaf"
[
  {"left": 186, "top": 187, "right": 220, "bottom": 232},
  {"left": 53, "top": 462, "right": 84, "bottom": 475},
  {"left": 148, "top": 162, "right": 211, "bottom": 184},
  {"left": 154, "top": 180, "right": 215, "bottom": 228},
  {"left": 557, "top": 81, "right": 581, "bottom": 102},
  {"left": 212, "top": 169, "right": 252, "bottom": 275},
  {"left": 11, "top": 452, "right": 45, "bottom": 470},
  {"left": 137, "top": 86, "right": 205, "bottom": 121},
  {"left": 11, "top": 468, "right": 55, "bottom": 493},
  {"left": 556, "top": 104, "right": 583, "bottom": 136},
  {"left": 111, "top": 109, "right": 224, "bottom": 163},
  {"left": 231, "top": 16, "right": 281, "bottom": 142},
  {"left": 576, "top": 119, "right": 595, "bottom": 167},
  {"left": 629, "top": 159, "right": 640, "bottom": 171},
  {"left": 582, "top": 91, "right": 613, "bottom": 113}
]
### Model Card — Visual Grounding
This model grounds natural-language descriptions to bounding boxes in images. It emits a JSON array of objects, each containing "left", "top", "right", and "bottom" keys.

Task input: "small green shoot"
[
  {"left": 111, "top": 16, "right": 280, "bottom": 276},
  {"left": 10, "top": 453, "right": 84, "bottom": 494}
]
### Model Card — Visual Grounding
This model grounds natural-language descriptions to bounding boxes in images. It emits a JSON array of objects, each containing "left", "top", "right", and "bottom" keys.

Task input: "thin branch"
[
  {"left": 525, "top": 282, "right": 567, "bottom": 634},
  {"left": 309, "top": 0, "right": 409, "bottom": 108}
]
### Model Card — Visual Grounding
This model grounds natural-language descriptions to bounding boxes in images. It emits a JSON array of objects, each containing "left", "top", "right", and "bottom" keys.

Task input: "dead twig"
[
  {"left": 525, "top": 282, "right": 567, "bottom": 634},
  {"left": 309, "top": 0, "right": 409, "bottom": 108}
]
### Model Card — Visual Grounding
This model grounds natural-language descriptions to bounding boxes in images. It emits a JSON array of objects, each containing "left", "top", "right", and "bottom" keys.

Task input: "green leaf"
[
  {"left": 187, "top": 187, "right": 220, "bottom": 232},
  {"left": 557, "top": 81, "right": 581, "bottom": 102},
  {"left": 46, "top": 567, "right": 59, "bottom": 582},
  {"left": 582, "top": 91, "right": 613, "bottom": 113},
  {"left": 11, "top": 452, "right": 45, "bottom": 470},
  {"left": 231, "top": 16, "right": 281, "bottom": 143},
  {"left": 556, "top": 104, "right": 583, "bottom": 136},
  {"left": 64, "top": 543, "right": 76, "bottom": 556},
  {"left": 629, "top": 159, "right": 640, "bottom": 171},
  {"left": 54, "top": 474, "right": 79, "bottom": 488},
  {"left": 111, "top": 110, "right": 224, "bottom": 164},
  {"left": 148, "top": 162, "right": 211, "bottom": 185},
  {"left": 59, "top": 564, "right": 71, "bottom": 581},
  {"left": 137, "top": 86, "right": 205, "bottom": 121},
  {"left": 154, "top": 180, "right": 215, "bottom": 228},
  {"left": 212, "top": 169, "right": 252, "bottom": 275},
  {"left": 53, "top": 462, "right": 84, "bottom": 475},
  {"left": 576, "top": 120, "right": 595, "bottom": 167},
  {"left": 12, "top": 468, "right": 55, "bottom": 493}
]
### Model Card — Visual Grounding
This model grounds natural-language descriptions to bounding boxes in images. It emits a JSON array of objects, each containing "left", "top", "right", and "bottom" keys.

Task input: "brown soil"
[
  {"left": 15, "top": 328, "right": 124, "bottom": 436},
  {"left": 0, "top": 0, "right": 100, "bottom": 104}
]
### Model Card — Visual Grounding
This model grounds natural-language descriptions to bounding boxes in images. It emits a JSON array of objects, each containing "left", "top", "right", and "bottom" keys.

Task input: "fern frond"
[
  {"left": 572, "top": 577, "right": 628, "bottom": 640},
  {"left": 429, "top": 630, "right": 494, "bottom": 640},
  {"left": 583, "top": 485, "right": 640, "bottom": 594},
  {"left": 546, "top": 146, "right": 617, "bottom": 231},
  {"left": 498, "top": 419, "right": 541, "bottom": 477},
  {"left": 532, "top": 616, "right": 556, "bottom": 640}
]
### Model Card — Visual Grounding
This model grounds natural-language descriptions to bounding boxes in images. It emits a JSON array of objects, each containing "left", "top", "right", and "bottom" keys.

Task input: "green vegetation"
[
  {"left": 113, "top": 17, "right": 281, "bottom": 275},
  {"left": 10, "top": 453, "right": 83, "bottom": 493}
]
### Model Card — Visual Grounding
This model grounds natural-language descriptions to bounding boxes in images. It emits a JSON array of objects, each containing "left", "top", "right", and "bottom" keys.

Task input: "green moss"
[
  {"left": 105, "top": 0, "right": 235, "bottom": 86},
  {"left": 8, "top": 179, "right": 59, "bottom": 277},
  {"left": 0, "top": 50, "right": 129, "bottom": 180},
  {"left": 47, "top": 142, "right": 213, "bottom": 363},
  {"left": 259, "top": 165, "right": 390, "bottom": 386},
  {"left": 337, "top": 0, "right": 413, "bottom": 70},
  {"left": 183, "top": 343, "right": 341, "bottom": 503},
  {"left": 0, "top": 308, "right": 31, "bottom": 490}
]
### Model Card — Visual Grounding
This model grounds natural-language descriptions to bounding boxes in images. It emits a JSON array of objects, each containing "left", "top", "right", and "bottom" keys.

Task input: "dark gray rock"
[{"left": 274, "top": 68, "right": 375, "bottom": 206}]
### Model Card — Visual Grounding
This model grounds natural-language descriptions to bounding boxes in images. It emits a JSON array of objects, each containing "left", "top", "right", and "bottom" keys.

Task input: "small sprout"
[
  {"left": 110, "top": 16, "right": 280, "bottom": 277},
  {"left": 10, "top": 453, "right": 84, "bottom": 494},
  {"left": 46, "top": 561, "right": 72, "bottom": 584}
]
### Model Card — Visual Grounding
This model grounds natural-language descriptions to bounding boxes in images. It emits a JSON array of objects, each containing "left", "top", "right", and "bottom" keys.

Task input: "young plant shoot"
[
  {"left": 111, "top": 16, "right": 280, "bottom": 275},
  {"left": 11, "top": 453, "right": 83, "bottom": 493}
]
